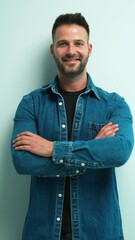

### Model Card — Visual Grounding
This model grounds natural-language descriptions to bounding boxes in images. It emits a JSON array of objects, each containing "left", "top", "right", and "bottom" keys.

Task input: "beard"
[{"left": 53, "top": 53, "right": 89, "bottom": 78}]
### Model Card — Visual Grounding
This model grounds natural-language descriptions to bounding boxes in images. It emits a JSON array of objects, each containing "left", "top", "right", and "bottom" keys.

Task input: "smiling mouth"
[
  {"left": 64, "top": 58, "right": 79, "bottom": 62},
  {"left": 62, "top": 55, "right": 80, "bottom": 63},
  {"left": 63, "top": 58, "right": 80, "bottom": 65}
]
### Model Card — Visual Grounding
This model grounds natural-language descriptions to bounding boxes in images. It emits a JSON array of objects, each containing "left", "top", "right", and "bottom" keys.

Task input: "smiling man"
[{"left": 11, "top": 13, "right": 134, "bottom": 240}]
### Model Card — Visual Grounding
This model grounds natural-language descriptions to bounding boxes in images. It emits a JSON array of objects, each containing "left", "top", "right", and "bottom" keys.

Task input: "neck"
[{"left": 58, "top": 71, "right": 87, "bottom": 92}]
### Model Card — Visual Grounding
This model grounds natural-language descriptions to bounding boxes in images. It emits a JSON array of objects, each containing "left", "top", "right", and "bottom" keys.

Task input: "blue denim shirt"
[{"left": 11, "top": 74, "right": 134, "bottom": 240}]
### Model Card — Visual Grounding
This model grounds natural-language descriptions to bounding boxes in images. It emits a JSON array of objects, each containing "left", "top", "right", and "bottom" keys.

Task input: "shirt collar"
[
  {"left": 41, "top": 73, "right": 101, "bottom": 100},
  {"left": 86, "top": 73, "right": 100, "bottom": 99}
]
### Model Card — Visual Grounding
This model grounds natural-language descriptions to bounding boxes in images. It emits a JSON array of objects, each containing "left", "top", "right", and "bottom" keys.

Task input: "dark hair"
[{"left": 52, "top": 13, "right": 90, "bottom": 39}]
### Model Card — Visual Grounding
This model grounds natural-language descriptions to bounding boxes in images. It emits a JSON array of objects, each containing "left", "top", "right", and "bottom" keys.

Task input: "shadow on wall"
[
  {"left": 39, "top": 45, "right": 57, "bottom": 86},
  {"left": 0, "top": 122, "right": 30, "bottom": 240}
]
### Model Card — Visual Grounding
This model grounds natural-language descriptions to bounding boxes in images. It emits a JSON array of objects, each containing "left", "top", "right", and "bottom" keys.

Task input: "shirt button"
[
  {"left": 75, "top": 122, "right": 79, "bottom": 129},
  {"left": 73, "top": 213, "right": 78, "bottom": 220},
  {"left": 76, "top": 170, "right": 80, "bottom": 174},
  {"left": 62, "top": 124, "right": 66, "bottom": 128},
  {"left": 56, "top": 175, "right": 60, "bottom": 177},
  {"left": 59, "top": 102, "right": 62, "bottom": 106},
  {"left": 58, "top": 193, "right": 62, "bottom": 198},
  {"left": 56, "top": 217, "right": 61, "bottom": 222},
  {"left": 59, "top": 159, "right": 64, "bottom": 163},
  {"left": 73, "top": 191, "right": 77, "bottom": 198},
  {"left": 81, "top": 162, "right": 85, "bottom": 167}
]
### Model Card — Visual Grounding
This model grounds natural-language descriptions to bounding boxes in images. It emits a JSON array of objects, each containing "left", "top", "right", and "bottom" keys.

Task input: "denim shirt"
[{"left": 11, "top": 73, "right": 134, "bottom": 240}]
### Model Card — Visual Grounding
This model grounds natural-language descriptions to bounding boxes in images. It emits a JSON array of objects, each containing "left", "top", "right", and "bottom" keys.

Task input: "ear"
[
  {"left": 88, "top": 43, "right": 92, "bottom": 56},
  {"left": 50, "top": 44, "right": 54, "bottom": 56}
]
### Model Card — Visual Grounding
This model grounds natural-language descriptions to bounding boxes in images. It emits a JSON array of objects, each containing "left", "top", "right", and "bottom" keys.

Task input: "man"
[{"left": 11, "top": 13, "right": 134, "bottom": 240}]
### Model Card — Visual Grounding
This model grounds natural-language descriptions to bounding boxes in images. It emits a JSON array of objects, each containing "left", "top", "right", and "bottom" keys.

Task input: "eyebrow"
[{"left": 56, "top": 39, "right": 86, "bottom": 45}]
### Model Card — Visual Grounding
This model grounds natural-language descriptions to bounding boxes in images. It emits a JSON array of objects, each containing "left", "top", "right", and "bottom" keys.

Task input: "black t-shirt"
[{"left": 59, "top": 87, "right": 86, "bottom": 234}]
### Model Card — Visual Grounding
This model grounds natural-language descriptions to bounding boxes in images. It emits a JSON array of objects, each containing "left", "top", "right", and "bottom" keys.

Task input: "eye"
[
  {"left": 57, "top": 41, "right": 68, "bottom": 47},
  {"left": 75, "top": 41, "right": 84, "bottom": 46}
]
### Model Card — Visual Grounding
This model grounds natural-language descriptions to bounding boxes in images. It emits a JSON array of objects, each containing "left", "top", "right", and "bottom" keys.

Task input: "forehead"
[{"left": 53, "top": 24, "right": 88, "bottom": 42}]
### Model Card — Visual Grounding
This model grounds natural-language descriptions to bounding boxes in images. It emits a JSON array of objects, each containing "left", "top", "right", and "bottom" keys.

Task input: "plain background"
[{"left": 0, "top": 0, "right": 135, "bottom": 239}]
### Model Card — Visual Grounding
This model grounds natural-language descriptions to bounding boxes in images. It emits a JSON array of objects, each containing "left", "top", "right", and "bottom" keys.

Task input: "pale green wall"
[{"left": 0, "top": 1, "right": 135, "bottom": 239}]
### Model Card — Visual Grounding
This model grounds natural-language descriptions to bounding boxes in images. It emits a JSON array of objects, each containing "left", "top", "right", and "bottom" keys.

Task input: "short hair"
[{"left": 52, "top": 13, "right": 90, "bottom": 39}]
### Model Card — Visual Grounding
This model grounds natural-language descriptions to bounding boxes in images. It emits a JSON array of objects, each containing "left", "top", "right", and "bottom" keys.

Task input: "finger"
[
  {"left": 14, "top": 145, "right": 31, "bottom": 151},
  {"left": 101, "top": 124, "right": 119, "bottom": 133},
  {"left": 109, "top": 124, "right": 119, "bottom": 129},
  {"left": 104, "top": 123, "right": 118, "bottom": 129},
  {"left": 105, "top": 126, "right": 119, "bottom": 133},
  {"left": 104, "top": 126, "right": 119, "bottom": 136},
  {"left": 105, "top": 129, "right": 119, "bottom": 136},
  {"left": 101, "top": 122, "right": 113, "bottom": 129},
  {"left": 17, "top": 131, "right": 34, "bottom": 137},
  {"left": 13, "top": 135, "right": 31, "bottom": 144},
  {"left": 13, "top": 139, "right": 30, "bottom": 147}
]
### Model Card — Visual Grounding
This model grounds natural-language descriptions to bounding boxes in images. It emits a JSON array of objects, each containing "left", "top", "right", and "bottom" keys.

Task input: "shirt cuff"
[{"left": 53, "top": 141, "right": 72, "bottom": 165}]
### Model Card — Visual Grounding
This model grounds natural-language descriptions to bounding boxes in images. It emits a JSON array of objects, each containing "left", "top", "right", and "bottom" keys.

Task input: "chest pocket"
[{"left": 89, "top": 122, "right": 105, "bottom": 139}]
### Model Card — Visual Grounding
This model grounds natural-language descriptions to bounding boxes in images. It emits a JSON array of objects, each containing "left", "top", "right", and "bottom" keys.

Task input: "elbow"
[
  {"left": 12, "top": 156, "right": 27, "bottom": 175},
  {"left": 115, "top": 138, "right": 134, "bottom": 167},
  {"left": 11, "top": 149, "right": 29, "bottom": 175},
  {"left": 13, "top": 164, "right": 24, "bottom": 175}
]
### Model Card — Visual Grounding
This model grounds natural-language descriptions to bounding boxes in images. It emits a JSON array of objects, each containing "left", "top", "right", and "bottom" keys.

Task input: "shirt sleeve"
[
  {"left": 53, "top": 96, "right": 134, "bottom": 169},
  {"left": 11, "top": 94, "right": 85, "bottom": 177}
]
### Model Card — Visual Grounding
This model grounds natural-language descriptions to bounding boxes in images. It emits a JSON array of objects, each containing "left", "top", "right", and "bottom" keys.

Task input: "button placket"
[
  {"left": 57, "top": 95, "right": 67, "bottom": 141},
  {"left": 72, "top": 97, "right": 83, "bottom": 142},
  {"left": 54, "top": 178, "right": 65, "bottom": 232},
  {"left": 71, "top": 176, "right": 80, "bottom": 238}
]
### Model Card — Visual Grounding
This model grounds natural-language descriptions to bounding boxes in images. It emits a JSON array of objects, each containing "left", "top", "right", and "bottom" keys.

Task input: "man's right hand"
[{"left": 13, "top": 131, "right": 53, "bottom": 157}]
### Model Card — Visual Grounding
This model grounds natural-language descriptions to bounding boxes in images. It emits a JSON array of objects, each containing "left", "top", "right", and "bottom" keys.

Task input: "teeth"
[
  {"left": 65, "top": 58, "right": 79, "bottom": 61},
  {"left": 63, "top": 56, "right": 79, "bottom": 61}
]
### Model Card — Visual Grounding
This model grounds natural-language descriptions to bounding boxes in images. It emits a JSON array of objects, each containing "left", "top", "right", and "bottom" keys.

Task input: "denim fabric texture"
[{"left": 11, "top": 74, "right": 134, "bottom": 240}]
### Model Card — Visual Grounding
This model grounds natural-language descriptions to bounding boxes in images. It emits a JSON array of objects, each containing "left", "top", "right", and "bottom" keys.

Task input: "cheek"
[
  {"left": 56, "top": 50, "right": 69, "bottom": 61},
  {"left": 54, "top": 49, "right": 64, "bottom": 57},
  {"left": 84, "top": 49, "right": 90, "bottom": 57},
  {"left": 79, "top": 50, "right": 89, "bottom": 59}
]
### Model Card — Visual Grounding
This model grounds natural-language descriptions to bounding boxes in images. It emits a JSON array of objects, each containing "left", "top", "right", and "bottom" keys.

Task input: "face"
[{"left": 50, "top": 24, "right": 92, "bottom": 78}]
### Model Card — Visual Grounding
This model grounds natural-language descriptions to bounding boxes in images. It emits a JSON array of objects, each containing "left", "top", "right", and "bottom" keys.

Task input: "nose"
[{"left": 66, "top": 44, "right": 76, "bottom": 54}]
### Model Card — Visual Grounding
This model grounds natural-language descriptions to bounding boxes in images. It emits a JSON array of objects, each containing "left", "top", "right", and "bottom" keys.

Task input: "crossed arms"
[{"left": 13, "top": 122, "right": 119, "bottom": 158}]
